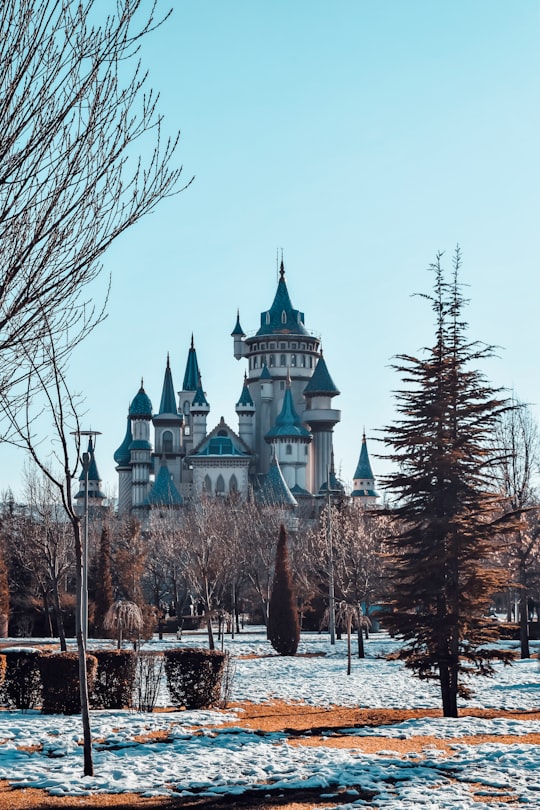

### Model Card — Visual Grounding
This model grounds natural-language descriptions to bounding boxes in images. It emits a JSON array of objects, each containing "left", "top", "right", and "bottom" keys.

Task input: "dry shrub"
[
  {"left": 40, "top": 651, "right": 97, "bottom": 714},
  {"left": 164, "top": 647, "right": 226, "bottom": 709},
  {"left": 1, "top": 648, "right": 42, "bottom": 710},
  {"left": 90, "top": 649, "right": 136, "bottom": 709}
]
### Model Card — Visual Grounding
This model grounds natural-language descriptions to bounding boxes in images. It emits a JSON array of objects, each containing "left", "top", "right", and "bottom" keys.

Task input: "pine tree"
[
  {"left": 94, "top": 525, "right": 113, "bottom": 637},
  {"left": 268, "top": 525, "right": 300, "bottom": 656},
  {"left": 382, "top": 249, "right": 513, "bottom": 717}
]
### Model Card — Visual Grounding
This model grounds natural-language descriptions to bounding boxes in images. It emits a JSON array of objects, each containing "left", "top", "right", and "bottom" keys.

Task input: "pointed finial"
[
  {"left": 286, "top": 367, "right": 291, "bottom": 387},
  {"left": 279, "top": 257, "right": 285, "bottom": 280},
  {"left": 166, "top": 352, "right": 170, "bottom": 368},
  {"left": 140, "top": 377, "right": 144, "bottom": 389},
  {"left": 190, "top": 333, "right": 194, "bottom": 349}
]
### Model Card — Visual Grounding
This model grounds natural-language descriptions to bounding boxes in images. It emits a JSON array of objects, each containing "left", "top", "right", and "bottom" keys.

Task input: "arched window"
[
  {"left": 291, "top": 354, "right": 296, "bottom": 367},
  {"left": 183, "top": 400, "right": 190, "bottom": 416},
  {"left": 281, "top": 311, "right": 287, "bottom": 324},
  {"left": 286, "top": 444, "right": 292, "bottom": 455},
  {"left": 204, "top": 475, "right": 212, "bottom": 494},
  {"left": 269, "top": 355, "right": 275, "bottom": 367},
  {"left": 280, "top": 354, "right": 286, "bottom": 366},
  {"left": 162, "top": 430, "right": 173, "bottom": 453},
  {"left": 216, "top": 475, "right": 225, "bottom": 496},
  {"left": 229, "top": 474, "right": 238, "bottom": 493},
  {"left": 265, "top": 312, "right": 270, "bottom": 325}
]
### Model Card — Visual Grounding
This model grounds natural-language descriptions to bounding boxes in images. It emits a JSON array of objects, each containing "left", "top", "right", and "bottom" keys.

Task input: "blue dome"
[
  {"left": 114, "top": 419, "right": 133, "bottom": 466},
  {"left": 129, "top": 384, "right": 152, "bottom": 418}
]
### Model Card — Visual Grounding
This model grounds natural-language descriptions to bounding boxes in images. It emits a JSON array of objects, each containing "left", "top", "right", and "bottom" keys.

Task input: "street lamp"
[
  {"left": 327, "top": 466, "right": 336, "bottom": 645},
  {"left": 72, "top": 429, "right": 101, "bottom": 646}
]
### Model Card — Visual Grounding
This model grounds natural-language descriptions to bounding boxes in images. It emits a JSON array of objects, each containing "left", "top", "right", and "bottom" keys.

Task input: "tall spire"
[
  {"left": 256, "top": 258, "right": 308, "bottom": 337},
  {"left": 158, "top": 354, "right": 178, "bottom": 415},
  {"left": 182, "top": 334, "right": 200, "bottom": 391}
]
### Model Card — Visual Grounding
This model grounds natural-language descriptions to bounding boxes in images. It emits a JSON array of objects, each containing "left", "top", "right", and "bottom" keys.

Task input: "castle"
[{"left": 102, "top": 261, "right": 377, "bottom": 516}]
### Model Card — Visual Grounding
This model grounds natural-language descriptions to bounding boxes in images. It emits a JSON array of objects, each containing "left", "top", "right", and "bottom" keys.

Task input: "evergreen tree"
[
  {"left": 94, "top": 525, "right": 113, "bottom": 637},
  {"left": 268, "top": 524, "right": 300, "bottom": 656},
  {"left": 382, "top": 249, "right": 513, "bottom": 717}
]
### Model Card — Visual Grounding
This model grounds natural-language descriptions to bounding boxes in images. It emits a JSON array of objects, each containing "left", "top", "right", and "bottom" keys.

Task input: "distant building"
[{"left": 112, "top": 260, "right": 377, "bottom": 517}]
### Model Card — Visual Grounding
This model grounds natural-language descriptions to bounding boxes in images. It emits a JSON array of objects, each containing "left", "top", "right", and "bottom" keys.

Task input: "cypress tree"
[
  {"left": 268, "top": 524, "right": 300, "bottom": 656},
  {"left": 94, "top": 525, "right": 113, "bottom": 637},
  {"left": 382, "top": 249, "right": 513, "bottom": 717}
]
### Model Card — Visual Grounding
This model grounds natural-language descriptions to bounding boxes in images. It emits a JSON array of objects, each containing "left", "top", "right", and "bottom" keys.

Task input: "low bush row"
[{"left": 0, "top": 647, "right": 229, "bottom": 714}]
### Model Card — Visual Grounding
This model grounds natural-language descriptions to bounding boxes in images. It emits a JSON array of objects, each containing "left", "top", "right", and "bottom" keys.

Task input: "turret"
[
  {"left": 153, "top": 355, "right": 183, "bottom": 493},
  {"left": 178, "top": 335, "right": 201, "bottom": 454},
  {"left": 351, "top": 432, "right": 378, "bottom": 508},
  {"left": 236, "top": 373, "right": 255, "bottom": 449},
  {"left": 231, "top": 309, "right": 247, "bottom": 360},
  {"left": 191, "top": 375, "right": 210, "bottom": 449},
  {"left": 75, "top": 436, "right": 106, "bottom": 515},
  {"left": 303, "top": 350, "right": 341, "bottom": 494},
  {"left": 128, "top": 381, "right": 153, "bottom": 511},
  {"left": 114, "top": 417, "right": 133, "bottom": 517},
  {"left": 265, "top": 374, "right": 311, "bottom": 492}
]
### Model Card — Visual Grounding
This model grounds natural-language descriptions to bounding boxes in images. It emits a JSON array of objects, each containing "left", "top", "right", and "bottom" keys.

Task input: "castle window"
[
  {"left": 204, "top": 475, "right": 212, "bottom": 494},
  {"left": 291, "top": 354, "right": 296, "bottom": 367},
  {"left": 280, "top": 342, "right": 286, "bottom": 349},
  {"left": 292, "top": 343, "right": 297, "bottom": 349},
  {"left": 281, "top": 311, "right": 287, "bottom": 324},
  {"left": 229, "top": 474, "right": 238, "bottom": 493},
  {"left": 309, "top": 357, "right": 313, "bottom": 368},
  {"left": 162, "top": 431, "right": 173, "bottom": 453},
  {"left": 265, "top": 312, "right": 270, "bottom": 325},
  {"left": 183, "top": 400, "right": 190, "bottom": 416},
  {"left": 280, "top": 354, "right": 286, "bottom": 366},
  {"left": 300, "top": 355, "right": 306, "bottom": 367},
  {"left": 305, "top": 446, "right": 308, "bottom": 455},
  {"left": 270, "top": 343, "right": 275, "bottom": 349},
  {"left": 216, "top": 475, "right": 225, "bottom": 496},
  {"left": 286, "top": 444, "right": 292, "bottom": 455},
  {"left": 269, "top": 355, "right": 275, "bottom": 367}
]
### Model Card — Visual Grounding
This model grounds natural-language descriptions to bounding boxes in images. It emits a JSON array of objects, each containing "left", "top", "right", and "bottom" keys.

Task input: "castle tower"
[
  {"left": 236, "top": 373, "right": 255, "bottom": 449},
  {"left": 231, "top": 260, "right": 322, "bottom": 480},
  {"left": 114, "top": 417, "right": 133, "bottom": 517},
  {"left": 74, "top": 436, "right": 106, "bottom": 515},
  {"left": 303, "top": 351, "right": 341, "bottom": 494},
  {"left": 127, "top": 381, "right": 153, "bottom": 512},
  {"left": 152, "top": 355, "right": 183, "bottom": 493},
  {"left": 265, "top": 374, "right": 311, "bottom": 493},
  {"left": 191, "top": 375, "right": 210, "bottom": 449},
  {"left": 351, "top": 432, "right": 378, "bottom": 508},
  {"left": 178, "top": 335, "right": 200, "bottom": 456}
]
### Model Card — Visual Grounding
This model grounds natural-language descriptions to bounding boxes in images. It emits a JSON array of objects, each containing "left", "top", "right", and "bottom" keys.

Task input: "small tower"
[
  {"left": 127, "top": 381, "right": 153, "bottom": 512},
  {"left": 231, "top": 310, "right": 247, "bottom": 360},
  {"left": 191, "top": 375, "right": 210, "bottom": 449},
  {"left": 153, "top": 355, "right": 183, "bottom": 493},
  {"left": 178, "top": 335, "right": 200, "bottom": 455},
  {"left": 114, "top": 417, "right": 133, "bottom": 517},
  {"left": 145, "top": 459, "right": 183, "bottom": 509},
  {"left": 351, "top": 432, "right": 378, "bottom": 508},
  {"left": 265, "top": 374, "right": 311, "bottom": 493},
  {"left": 75, "top": 436, "right": 106, "bottom": 515},
  {"left": 303, "top": 350, "right": 341, "bottom": 494},
  {"left": 236, "top": 373, "right": 255, "bottom": 449}
]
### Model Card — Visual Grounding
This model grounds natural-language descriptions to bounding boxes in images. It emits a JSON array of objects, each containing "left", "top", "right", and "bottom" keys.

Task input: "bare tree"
[
  {"left": 492, "top": 400, "right": 540, "bottom": 658},
  {"left": 0, "top": 0, "right": 186, "bottom": 403}
]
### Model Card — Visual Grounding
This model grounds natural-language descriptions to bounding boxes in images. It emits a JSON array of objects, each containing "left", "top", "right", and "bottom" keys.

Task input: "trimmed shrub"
[
  {"left": 1, "top": 648, "right": 42, "bottom": 710},
  {"left": 90, "top": 650, "right": 136, "bottom": 709},
  {"left": 134, "top": 650, "right": 164, "bottom": 712},
  {"left": 40, "top": 652, "right": 97, "bottom": 714},
  {"left": 164, "top": 648, "right": 226, "bottom": 709},
  {"left": 267, "top": 524, "right": 300, "bottom": 656}
]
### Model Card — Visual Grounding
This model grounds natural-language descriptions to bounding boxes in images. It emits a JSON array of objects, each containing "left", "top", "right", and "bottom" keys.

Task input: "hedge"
[
  {"left": 164, "top": 647, "right": 226, "bottom": 709},
  {"left": 40, "top": 651, "right": 97, "bottom": 714},
  {"left": 1, "top": 649, "right": 42, "bottom": 710},
  {"left": 90, "top": 649, "right": 136, "bottom": 710}
]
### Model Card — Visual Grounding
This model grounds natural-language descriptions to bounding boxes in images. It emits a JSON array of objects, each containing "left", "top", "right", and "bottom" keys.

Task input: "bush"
[
  {"left": 0, "top": 655, "right": 6, "bottom": 690},
  {"left": 90, "top": 650, "right": 136, "bottom": 709},
  {"left": 164, "top": 648, "right": 226, "bottom": 709},
  {"left": 134, "top": 651, "right": 164, "bottom": 712},
  {"left": 0, "top": 648, "right": 42, "bottom": 710},
  {"left": 40, "top": 652, "right": 97, "bottom": 715},
  {"left": 267, "top": 524, "right": 300, "bottom": 656}
]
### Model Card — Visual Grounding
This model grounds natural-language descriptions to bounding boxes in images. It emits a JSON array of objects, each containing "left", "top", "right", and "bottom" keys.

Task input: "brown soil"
[{"left": 1, "top": 702, "right": 539, "bottom": 810}]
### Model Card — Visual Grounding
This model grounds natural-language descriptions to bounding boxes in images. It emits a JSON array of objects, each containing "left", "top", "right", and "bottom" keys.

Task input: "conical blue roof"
[
  {"left": 257, "top": 455, "right": 297, "bottom": 507},
  {"left": 182, "top": 335, "right": 200, "bottom": 391},
  {"left": 236, "top": 375, "right": 254, "bottom": 409},
  {"left": 260, "top": 363, "right": 272, "bottom": 380},
  {"left": 304, "top": 353, "right": 340, "bottom": 397},
  {"left": 145, "top": 462, "right": 183, "bottom": 507},
  {"left": 266, "top": 384, "right": 310, "bottom": 440},
  {"left": 256, "top": 261, "right": 308, "bottom": 337},
  {"left": 158, "top": 355, "right": 178, "bottom": 415},
  {"left": 129, "top": 382, "right": 152, "bottom": 418},
  {"left": 192, "top": 376, "right": 210, "bottom": 409},
  {"left": 354, "top": 433, "right": 375, "bottom": 480},
  {"left": 114, "top": 418, "right": 133, "bottom": 467},
  {"left": 231, "top": 310, "right": 245, "bottom": 337},
  {"left": 76, "top": 437, "right": 106, "bottom": 500}
]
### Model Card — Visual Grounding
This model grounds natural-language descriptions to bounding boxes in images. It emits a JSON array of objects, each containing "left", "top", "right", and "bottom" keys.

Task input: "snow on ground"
[{"left": 0, "top": 629, "right": 539, "bottom": 808}]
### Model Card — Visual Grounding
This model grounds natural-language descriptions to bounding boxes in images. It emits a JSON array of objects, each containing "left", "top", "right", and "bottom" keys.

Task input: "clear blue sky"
[{"left": 5, "top": 1, "right": 540, "bottom": 499}]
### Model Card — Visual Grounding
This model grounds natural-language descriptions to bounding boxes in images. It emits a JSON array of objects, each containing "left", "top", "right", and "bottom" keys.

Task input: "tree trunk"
[
  {"left": 439, "top": 660, "right": 458, "bottom": 717},
  {"left": 519, "top": 589, "right": 530, "bottom": 659},
  {"left": 73, "top": 519, "right": 93, "bottom": 776},
  {"left": 51, "top": 578, "right": 67, "bottom": 652},
  {"left": 357, "top": 624, "right": 365, "bottom": 658},
  {"left": 346, "top": 617, "right": 352, "bottom": 675}
]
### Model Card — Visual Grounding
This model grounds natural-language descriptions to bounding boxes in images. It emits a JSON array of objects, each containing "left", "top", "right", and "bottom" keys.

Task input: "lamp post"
[
  {"left": 327, "top": 466, "right": 336, "bottom": 645},
  {"left": 72, "top": 429, "right": 101, "bottom": 646}
]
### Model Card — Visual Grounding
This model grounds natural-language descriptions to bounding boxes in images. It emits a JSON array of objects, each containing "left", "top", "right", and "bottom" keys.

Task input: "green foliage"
[
  {"left": 164, "top": 648, "right": 226, "bottom": 709},
  {"left": 268, "top": 524, "right": 300, "bottom": 656},
  {"left": 40, "top": 652, "right": 97, "bottom": 715},
  {"left": 382, "top": 249, "right": 513, "bottom": 716},
  {"left": 1, "top": 649, "right": 42, "bottom": 710},
  {"left": 90, "top": 650, "right": 136, "bottom": 710}
]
